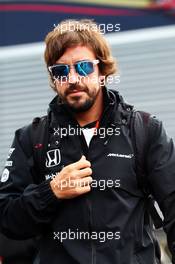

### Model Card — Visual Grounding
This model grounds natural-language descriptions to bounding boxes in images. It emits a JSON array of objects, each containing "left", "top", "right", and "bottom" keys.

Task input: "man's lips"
[{"left": 67, "top": 90, "right": 86, "bottom": 96}]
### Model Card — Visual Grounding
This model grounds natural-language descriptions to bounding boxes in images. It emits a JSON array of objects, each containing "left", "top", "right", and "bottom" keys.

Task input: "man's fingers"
[
  {"left": 73, "top": 176, "right": 92, "bottom": 187},
  {"left": 75, "top": 185, "right": 91, "bottom": 195},
  {"left": 57, "top": 176, "right": 92, "bottom": 190},
  {"left": 69, "top": 156, "right": 91, "bottom": 170},
  {"left": 76, "top": 167, "right": 92, "bottom": 178},
  {"left": 50, "top": 156, "right": 92, "bottom": 199}
]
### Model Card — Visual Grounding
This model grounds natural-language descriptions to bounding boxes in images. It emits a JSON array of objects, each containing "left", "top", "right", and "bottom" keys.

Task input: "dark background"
[{"left": 0, "top": 0, "right": 175, "bottom": 46}]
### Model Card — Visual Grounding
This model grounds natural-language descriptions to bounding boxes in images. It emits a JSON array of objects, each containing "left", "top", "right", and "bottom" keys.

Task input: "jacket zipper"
[
  {"left": 79, "top": 108, "right": 113, "bottom": 264},
  {"left": 86, "top": 146, "right": 96, "bottom": 264},
  {"left": 79, "top": 132, "right": 96, "bottom": 264}
]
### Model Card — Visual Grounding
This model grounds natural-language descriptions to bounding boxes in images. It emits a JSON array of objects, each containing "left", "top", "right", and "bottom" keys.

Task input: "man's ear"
[{"left": 99, "top": 75, "right": 105, "bottom": 86}]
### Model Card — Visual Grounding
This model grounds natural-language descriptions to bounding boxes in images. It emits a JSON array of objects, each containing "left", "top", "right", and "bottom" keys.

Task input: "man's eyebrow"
[{"left": 56, "top": 59, "right": 95, "bottom": 64}]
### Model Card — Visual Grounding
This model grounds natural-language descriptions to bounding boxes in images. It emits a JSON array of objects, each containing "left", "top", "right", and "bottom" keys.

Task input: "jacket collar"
[{"left": 48, "top": 86, "right": 133, "bottom": 128}]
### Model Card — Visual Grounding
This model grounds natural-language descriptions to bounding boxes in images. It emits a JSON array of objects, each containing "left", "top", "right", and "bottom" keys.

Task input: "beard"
[{"left": 58, "top": 83, "right": 100, "bottom": 113}]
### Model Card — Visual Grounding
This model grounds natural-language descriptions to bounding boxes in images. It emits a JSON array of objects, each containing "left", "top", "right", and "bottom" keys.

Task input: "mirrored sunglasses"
[{"left": 48, "top": 59, "right": 99, "bottom": 80}]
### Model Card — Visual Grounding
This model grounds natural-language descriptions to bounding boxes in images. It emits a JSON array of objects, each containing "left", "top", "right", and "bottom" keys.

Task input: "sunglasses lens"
[
  {"left": 51, "top": 65, "right": 69, "bottom": 79},
  {"left": 75, "top": 61, "right": 94, "bottom": 76}
]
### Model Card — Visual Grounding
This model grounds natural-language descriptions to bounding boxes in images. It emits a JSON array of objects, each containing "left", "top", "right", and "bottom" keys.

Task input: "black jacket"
[
  {"left": 0, "top": 87, "right": 175, "bottom": 264},
  {"left": 0, "top": 232, "right": 38, "bottom": 264}
]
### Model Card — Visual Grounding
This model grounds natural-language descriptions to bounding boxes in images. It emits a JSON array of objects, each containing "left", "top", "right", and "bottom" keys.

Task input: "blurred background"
[{"left": 0, "top": 0, "right": 175, "bottom": 263}]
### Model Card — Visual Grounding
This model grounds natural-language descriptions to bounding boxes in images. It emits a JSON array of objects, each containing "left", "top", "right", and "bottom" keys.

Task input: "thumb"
[{"left": 80, "top": 155, "right": 86, "bottom": 160}]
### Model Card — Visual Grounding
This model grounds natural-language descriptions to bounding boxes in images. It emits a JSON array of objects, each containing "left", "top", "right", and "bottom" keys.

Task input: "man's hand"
[{"left": 50, "top": 155, "right": 92, "bottom": 199}]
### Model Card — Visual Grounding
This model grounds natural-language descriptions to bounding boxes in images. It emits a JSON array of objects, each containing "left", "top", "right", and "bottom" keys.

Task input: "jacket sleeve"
[
  {"left": 0, "top": 126, "right": 59, "bottom": 239},
  {"left": 146, "top": 117, "right": 175, "bottom": 261}
]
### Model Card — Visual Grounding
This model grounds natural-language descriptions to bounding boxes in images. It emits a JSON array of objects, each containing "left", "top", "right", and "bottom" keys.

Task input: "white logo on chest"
[
  {"left": 107, "top": 153, "right": 134, "bottom": 159},
  {"left": 45, "top": 149, "right": 61, "bottom": 168}
]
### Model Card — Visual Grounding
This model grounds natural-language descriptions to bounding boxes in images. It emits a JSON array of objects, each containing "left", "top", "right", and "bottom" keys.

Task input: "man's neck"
[{"left": 75, "top": 89, "right": 103, "bottom": 127}]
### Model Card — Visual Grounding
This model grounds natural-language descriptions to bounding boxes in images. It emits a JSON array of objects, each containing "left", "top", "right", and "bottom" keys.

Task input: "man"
[{"left": 0, "top": 19, "right": 175, "bottom": 264}]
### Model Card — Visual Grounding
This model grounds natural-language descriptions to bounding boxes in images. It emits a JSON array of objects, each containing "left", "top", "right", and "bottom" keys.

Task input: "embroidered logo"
[
  {"left": 107, "top": 153, "right": 134, "bottom": 159},
  {"left": 7, "top": 148, "right": 15, "bottom": 159},
  {"left": 1, "top": 168, "right": 10, "bottom": 182},
  {"left": 45, "top": 149, "right": 61, "bottom": 168}
]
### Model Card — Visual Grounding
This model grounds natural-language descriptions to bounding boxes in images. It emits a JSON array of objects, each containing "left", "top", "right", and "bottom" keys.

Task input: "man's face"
[{"left": 54, "top": 45, "right": 103, "bottom": 113}]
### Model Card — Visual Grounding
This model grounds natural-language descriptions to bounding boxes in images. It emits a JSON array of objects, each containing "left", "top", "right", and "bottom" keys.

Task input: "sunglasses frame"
[{"left": 48, "top": 59, "right": 99, "bottom": 80}]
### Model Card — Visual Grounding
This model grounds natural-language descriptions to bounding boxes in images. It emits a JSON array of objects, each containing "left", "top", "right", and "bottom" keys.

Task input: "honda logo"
[{"left": 45, "top": 149, "right": 61, "bottom": 168}]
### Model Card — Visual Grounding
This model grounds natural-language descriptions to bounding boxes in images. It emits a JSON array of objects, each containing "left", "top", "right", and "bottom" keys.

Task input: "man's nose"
[{"left": 68, "top": 67, "right": 78, "bottom": 84}]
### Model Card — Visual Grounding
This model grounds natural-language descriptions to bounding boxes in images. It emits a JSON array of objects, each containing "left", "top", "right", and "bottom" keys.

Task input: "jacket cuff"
[{"left": 38, "top": 180, "right": 61, "bottom": 209}]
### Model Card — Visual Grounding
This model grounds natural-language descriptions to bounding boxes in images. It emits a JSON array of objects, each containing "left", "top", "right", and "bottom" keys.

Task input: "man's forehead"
[{"left": 56, "top": 45, "right": 95, "bottom": 64}]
